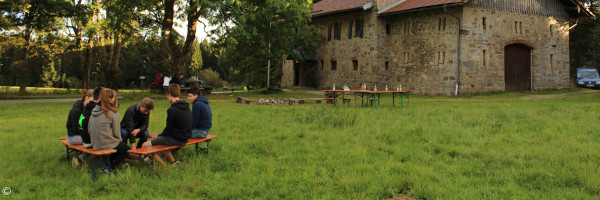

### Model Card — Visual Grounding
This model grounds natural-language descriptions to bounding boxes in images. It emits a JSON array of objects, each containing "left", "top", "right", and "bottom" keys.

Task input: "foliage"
[
  {"left": 211, "top": 0, "right": 320, "bottom": 87},
  {"left": 197, "top": 68, "right": 226, "bottom": 88}
]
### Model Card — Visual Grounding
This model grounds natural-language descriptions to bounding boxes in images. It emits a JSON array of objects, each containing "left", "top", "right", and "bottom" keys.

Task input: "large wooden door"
[{"left": 504, "top": 44, "right": 531, "bottom": 91}]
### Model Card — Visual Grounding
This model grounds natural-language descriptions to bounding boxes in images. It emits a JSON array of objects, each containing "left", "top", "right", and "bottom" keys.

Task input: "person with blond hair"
[
  {"left": 120, "top": 98, "right": 154, "bottom": 150},
  {"left": 88, "top": 88, "right": 129, "bottom": 174},
  {"left": 142, "top": 84, "right": 192, "bottom": 165}
]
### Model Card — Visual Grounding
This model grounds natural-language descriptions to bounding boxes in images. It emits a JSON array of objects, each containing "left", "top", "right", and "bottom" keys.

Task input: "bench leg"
[{"left": 195, "top": 141, "right": 210, "bottom": 154}]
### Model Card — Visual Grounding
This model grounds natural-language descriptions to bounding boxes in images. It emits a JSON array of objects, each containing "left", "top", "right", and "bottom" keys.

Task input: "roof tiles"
[
  {"left": 312, "top": 0, "right": 373, "bottom": 17},
  {"left": 380, "top": 0, "right": 465, "bottom": 15}
]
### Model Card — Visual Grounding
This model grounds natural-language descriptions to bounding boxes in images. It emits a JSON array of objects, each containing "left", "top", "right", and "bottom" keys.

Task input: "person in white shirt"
[{"left": 163, "top": 75, "right": 172, "bottom": 87}]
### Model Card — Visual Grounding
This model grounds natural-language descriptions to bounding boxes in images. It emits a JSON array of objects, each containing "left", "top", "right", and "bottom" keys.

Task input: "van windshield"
[{"left": 578, "top": 71, "right": 599, "bottom": 79}]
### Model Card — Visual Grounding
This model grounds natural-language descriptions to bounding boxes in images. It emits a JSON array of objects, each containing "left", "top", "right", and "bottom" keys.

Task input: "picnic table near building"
[{"left": 322, "top": 90, "right": 409, "bottom": 108}]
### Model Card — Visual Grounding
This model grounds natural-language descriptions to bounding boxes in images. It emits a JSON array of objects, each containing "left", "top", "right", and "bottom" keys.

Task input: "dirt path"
[
  {"left": 282, "top": 89, "right": 323, "bottom": 95},
  {"left": 0, "top": 98, "right": 80, "bottom": 104}
]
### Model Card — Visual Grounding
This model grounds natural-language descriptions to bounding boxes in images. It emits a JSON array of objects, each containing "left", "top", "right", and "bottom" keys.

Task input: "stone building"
[{"left": 281, "top": 0, "right": 594, "bottom": 95}]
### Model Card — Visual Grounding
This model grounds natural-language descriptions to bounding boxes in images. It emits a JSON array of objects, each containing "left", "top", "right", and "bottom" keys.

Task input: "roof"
[
  {"left": 379, "top": 0, "right": 465, "bottom": 15},
  {"left": 311, "top": 0, "right": 373, "bottom": 17}
]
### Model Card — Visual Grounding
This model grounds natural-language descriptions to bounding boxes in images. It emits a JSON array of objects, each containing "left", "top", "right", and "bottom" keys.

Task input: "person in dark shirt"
[
  {"left": 67, "top": 90, "right": 93, "bottom": 145},
  {"left": 120, "top": 98, "right": 154, "bottom": 150},
  {"left": 178, "top": 74, "right": 186, "bottom": 88},
  {"left": 141, "top": 84, "right": 192, "bottom": 165},
  {"left": 187, "top": 87, "right": 212, "bottom": 139}
]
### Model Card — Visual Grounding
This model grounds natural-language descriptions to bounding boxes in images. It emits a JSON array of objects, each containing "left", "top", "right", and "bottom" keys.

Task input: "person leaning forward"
[
  {"left": 120, "top": 98, "right": 154, "bottom": 150},
  {"left": 142, "top": 84, "right": 192, "bottom": 165}
]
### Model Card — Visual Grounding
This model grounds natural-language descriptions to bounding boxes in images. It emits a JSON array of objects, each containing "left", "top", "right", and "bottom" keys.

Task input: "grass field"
[{"left": 0, "top": 88, "right": 599, "bottom": 199}]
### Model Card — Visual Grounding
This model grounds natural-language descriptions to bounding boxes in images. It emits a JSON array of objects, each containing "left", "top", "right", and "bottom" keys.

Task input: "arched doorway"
[{"left": 504, "top": 44, "right": 531, "bottom": 91}]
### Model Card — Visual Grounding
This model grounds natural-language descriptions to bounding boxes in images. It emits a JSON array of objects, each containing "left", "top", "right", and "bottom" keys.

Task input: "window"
[
  {"left": 437, "top": 51, "right": 445, "bottom": 65},
  {"left": 386, "top": 24, "right": 391, "bottom": 35},
  {"left": 439, "top": 17, "right": 446, "bottom": 32},
  {"left": 321, "top": 60, "right": 324, "bottom": 70},
  {"left": 334, "top": 22, "right": 342, "bottom": 40},
  {"left": 550, "top": 25, "right": 553, "bottom": 37},
  {"left": 482, "top": 50, "right": 487, "bottom": 68},
  {"left": 403, "top": 52, "right": 410, "bottom": 64},
  {"left": 404, "top": 21, "right": 410, "bottom": 34},
  {"left": 331, "top": 61, "right": 337, "bottom": 70},
  {"left": 355, "top": 18, "right": 364, "bottom": 38},
  {"left": 482, "top": 17, "right": 487, "bottom": 31},
  {"left": 353, "top": 60, "right": 358, "bottom": 70},
  {"left": 514, "top": 21, "right": 523, "bottom": 34},
  {"left": 348, "top": 20, "right": 353, "bottom": 39},
  {"left": 519, "top": 22, "right": 523, "bottom": 34},
  {"left": 385, "top": 61, "right": 389, "bottom": 70},
  {"left": 327, "top": 24, "right": 332, "bottom": 41},
  {"left": 550, "top": 54, "right": 554, "bottom": 69}
]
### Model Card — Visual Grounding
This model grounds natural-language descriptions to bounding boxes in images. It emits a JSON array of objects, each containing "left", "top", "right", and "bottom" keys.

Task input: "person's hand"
[
  {"left": 132, "top": 129, "right": 140, "bottom": 137},
  {"left": 131, "top": 145, "right": 136, "bottom": 150}
]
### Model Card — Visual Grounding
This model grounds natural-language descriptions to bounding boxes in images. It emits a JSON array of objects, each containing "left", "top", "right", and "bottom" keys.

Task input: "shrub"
[{"left": 198, "top": 69, "right": 227, "bottom": 88}]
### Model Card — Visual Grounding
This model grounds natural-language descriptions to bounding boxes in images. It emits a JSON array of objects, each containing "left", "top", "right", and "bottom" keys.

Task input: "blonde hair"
[{"left": 100, "top": 88, "right": 118, "bottom": 118}]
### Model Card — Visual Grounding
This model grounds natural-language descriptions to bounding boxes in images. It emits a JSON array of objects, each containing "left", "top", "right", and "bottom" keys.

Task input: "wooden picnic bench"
[
  {"left": 128, "top": 134, "right": 216, "bottom": 157},
  {"left": 60, "top": 137, "right": 116, "bottom": 180}
]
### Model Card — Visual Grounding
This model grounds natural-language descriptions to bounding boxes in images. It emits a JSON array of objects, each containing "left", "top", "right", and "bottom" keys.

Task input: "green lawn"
[{"left": 1, "top": 88, "right": 599, "bottom": 199}]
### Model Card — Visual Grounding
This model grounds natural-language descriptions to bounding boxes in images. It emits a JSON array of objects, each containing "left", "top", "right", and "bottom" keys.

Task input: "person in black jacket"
[
  {"left": 67, "top": 90, "right": 93, "bottom": 145},
  {"left": 120, "top": 98, "right": 154, "bottom": 150},
  {"left": 142, "top": 84, "right": 192, "bottom": 165}
]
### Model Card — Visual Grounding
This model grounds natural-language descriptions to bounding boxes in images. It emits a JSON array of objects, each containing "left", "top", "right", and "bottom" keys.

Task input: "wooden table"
[{"left": 322, "top": 90, "right": 409, "bottom": 108}]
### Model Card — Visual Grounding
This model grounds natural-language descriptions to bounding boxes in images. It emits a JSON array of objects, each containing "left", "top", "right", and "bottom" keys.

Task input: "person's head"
[
  {"left": 81, "top": 90, "right": 93, "bottom": 107},
  {"left": 179, "top": 74, "right": 184, "bottom": 79},
  {"left": 100, "top": 88, "right": 118, "bottom": 117},
  {"left": 92, "top": 87, "right": 104, "bottom": 102},
  {"left": 156, "top": 73, "right": 162, "bottom": 78},
  {"left": 165, "top": 84, "right": 181, "bottom": 103},
  {"left": 139, "top": 98, "right": 154, "bottom": 115},
  {"left": 187, "top": 86, "right": 203, "bottom": 103}
]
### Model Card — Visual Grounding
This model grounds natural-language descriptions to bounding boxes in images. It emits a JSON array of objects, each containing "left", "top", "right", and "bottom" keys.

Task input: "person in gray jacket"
[{"left": 88, "top": 88, "right": 129, "bottom": 174}]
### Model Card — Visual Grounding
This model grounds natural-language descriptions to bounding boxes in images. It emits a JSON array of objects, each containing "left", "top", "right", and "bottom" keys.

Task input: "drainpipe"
[{"left": 444, "top": 5, "right": 461, "bottom": 96}]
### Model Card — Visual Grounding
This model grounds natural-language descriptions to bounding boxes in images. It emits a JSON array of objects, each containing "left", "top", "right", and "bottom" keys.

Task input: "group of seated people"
[{"left": 66, "top": 84, "right": 213, "bottom": 174}]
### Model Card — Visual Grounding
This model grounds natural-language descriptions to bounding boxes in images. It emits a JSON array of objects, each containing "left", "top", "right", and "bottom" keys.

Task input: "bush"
[
  {"left": 198, "top": 69, "right": 227, "bottom": 88},
  {"left": 66, "top": 77, "right": 81, "bottom": 89}
]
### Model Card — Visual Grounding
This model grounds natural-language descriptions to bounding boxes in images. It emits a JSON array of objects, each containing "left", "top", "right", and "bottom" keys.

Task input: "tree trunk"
[
  {"left": 18, "top": 27, "right": 33, "bottom": 95},
  {"left": 109, "top": 33, "right": 122, "bottom": 89},
  {"left": 83, "top": 38, "right": 93, "bottom": 89},
  {"left": 161, "top": 0, "right": 201, "bottom": 78}
]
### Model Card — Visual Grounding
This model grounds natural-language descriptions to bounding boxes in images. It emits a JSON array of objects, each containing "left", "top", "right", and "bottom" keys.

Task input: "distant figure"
[
  {"left": 163, "top": 75, "right": 171, "bottom": 87},
  {"left": 120, "top": 98, "right": 154, "bottom": 150},
  {"left": 178, "top": 74, "right": 186, "bottom": 88},
  {"left": 187, "top": 87, "right": 212, "bottom": 139},
  {"left": 142, "top": 84, "right": 192, "bottom": 165},
  {"left": 89, "top": 88, "right": 129, "bottom": 174},
  {"left": 153, "top": 73, "right": 163, "bottom": 88},
  {"left": 169, "top": 74, "right": 179, "bottom": 85}
]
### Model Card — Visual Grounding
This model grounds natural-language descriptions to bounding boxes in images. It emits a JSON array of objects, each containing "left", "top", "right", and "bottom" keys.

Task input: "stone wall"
[
  {"left": 460, "top": 6, "right": 571, "bottom": 93},
  {"left": 281, "top": 60, "right": 294, "bottom": 87},
  {"left": 311, "top": 9, "right": 381, "bottom": 90},
  {"left": 295, "top": 3, "right": 572, "bottom": 95}
]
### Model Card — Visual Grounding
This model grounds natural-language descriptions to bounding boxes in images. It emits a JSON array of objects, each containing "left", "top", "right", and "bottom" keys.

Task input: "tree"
[
  {"left": 160, "top": 0, "right": 216, "bottom": 77},
  {"left": 1, "top": 0, "right": 75, "bottom": 93},
  {"left": 212, "top": 0, "right": 319, "bottom": 87}
]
